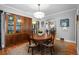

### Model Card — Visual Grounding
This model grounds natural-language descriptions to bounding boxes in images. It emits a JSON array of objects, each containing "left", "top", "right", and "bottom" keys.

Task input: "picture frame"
[{"left": 60, "top": 18, "right": 69, "bottom": 27}]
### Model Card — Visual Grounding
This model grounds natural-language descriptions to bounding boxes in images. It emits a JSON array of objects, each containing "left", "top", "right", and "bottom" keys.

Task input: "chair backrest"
[
  {"left": 27, "top": 33, "right": 37, "bottom": 45},
  {"left": 43, "top": 36, "right": 52, "bottom": 45}
]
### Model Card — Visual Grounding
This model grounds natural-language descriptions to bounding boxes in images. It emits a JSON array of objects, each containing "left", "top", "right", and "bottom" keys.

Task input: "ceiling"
[{"left": 1, "top": 4, "right": 78, "bottom": 18}]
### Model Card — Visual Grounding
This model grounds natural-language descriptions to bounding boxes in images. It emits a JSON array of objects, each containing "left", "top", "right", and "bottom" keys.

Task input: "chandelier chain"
[{"left": 38, "top": 4, "right": 40, "bottom": 11}]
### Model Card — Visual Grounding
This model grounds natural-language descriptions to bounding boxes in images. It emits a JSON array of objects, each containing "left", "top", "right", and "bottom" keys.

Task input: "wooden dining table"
[
  {"left": 32, "top": 33, "right": 51, "bottom": 40},
  {"left": 30, "top": 33, "right": 52, "bottom": 45},
  {"left": 30, "top": 33, "right": 52, "bottom": 54}
]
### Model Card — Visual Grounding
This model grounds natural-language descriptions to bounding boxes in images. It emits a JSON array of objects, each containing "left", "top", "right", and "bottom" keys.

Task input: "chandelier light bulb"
[{"left": 33, "top": 11, "right": 45, "bottom": 19}]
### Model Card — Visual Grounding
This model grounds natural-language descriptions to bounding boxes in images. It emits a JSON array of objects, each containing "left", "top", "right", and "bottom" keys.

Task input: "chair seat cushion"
[
  {"left": 28, "top": 43, "right": 37, "bottom": 47},
  {"left": 43, "top": 43, "right": 54, "bottom": 47}
]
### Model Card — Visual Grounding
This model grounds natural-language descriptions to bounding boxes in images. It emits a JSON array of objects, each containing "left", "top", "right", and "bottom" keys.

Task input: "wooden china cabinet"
[{"left": 5, "top": 13, "right": 32, "bottom": 47}]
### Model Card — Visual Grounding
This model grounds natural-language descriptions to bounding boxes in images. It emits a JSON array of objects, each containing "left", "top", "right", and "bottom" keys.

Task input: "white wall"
[
  {"left": 46, "top": 9, "right": 77, "bottom": 42},
  {"left": 77, "top": 16, "right": 79, "bottom": 54},
  {"left": 77, "top": 5, "right": 79, "bottom": 54}
]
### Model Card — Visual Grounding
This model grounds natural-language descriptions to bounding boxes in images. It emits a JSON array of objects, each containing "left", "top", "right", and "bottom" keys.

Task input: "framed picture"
[{"left": 60, "top": 18, "right": 69, "bottom": 27}]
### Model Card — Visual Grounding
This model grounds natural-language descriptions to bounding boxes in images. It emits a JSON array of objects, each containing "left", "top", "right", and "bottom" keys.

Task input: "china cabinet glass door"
[
  {"left": 16, "top": 15, "right": 21, "bottom": 33},
  {"left": 8, "top": 15, "right": 14, "bottom": 34}
]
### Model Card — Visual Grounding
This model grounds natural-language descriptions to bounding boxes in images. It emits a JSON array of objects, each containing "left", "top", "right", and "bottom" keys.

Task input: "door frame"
[{"left": 77, "top": 15, "right": 79, "bottom": 54}]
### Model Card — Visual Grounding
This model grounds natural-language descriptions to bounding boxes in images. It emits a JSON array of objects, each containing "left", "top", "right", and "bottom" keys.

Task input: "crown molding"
[
  {"left": 0, "top": 5, "right": 34, "bottom": 18},
  {"left": 46, "top": 8, "right": 77, "bottom": 19},
  {"left": 49, "top": 8, "right": 77, "bottom": 16}
]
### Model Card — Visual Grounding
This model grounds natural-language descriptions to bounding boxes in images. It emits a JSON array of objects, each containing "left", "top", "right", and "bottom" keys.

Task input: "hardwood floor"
[{"left": 0, "top": 40, "right": 77, "bottom": 55}]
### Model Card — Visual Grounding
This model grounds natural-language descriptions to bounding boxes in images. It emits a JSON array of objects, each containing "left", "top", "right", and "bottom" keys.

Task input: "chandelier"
[{"left": 33, "top": 4, "right": 45, "bottom": 19}]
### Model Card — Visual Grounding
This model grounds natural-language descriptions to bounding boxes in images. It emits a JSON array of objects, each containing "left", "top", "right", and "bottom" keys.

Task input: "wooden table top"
[{"left": 30, "top": 33, "right": 52, "bottom": 41}]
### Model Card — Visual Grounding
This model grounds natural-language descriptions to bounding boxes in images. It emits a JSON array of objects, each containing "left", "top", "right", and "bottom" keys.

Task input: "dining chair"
[
  {"left": 27, "top": 34, "right": 37, "bottom": 55},
  {"left": 43, "top": 34, "right": 55, "bottom": 55}
]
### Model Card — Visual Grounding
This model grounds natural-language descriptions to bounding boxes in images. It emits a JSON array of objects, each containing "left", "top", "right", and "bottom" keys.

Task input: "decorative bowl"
[{"left": 37, "top": 29, "right": 44, "bottom": 36}]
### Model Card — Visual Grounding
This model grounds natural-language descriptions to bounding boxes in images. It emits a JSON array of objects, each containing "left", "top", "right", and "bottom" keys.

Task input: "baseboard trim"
[{"left": 56, "top": 38, "right": 76, "bottom": 43}]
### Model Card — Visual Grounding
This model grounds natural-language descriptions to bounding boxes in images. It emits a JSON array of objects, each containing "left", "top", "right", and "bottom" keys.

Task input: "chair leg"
[
  {"left": 52, "top": 46, "right": 55, "bottom": 52},
  {"left": 41, "top": 46, "right": 44, "bottom": 55},
  {"left": 32, "top": 48, "right": 34, "bottom": 55},
  {"left": 28, "top": 47, "right": 30, "bottom": 53},
  {"left": 50, "top": 47, "right": 53, "bottom": 55}
]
